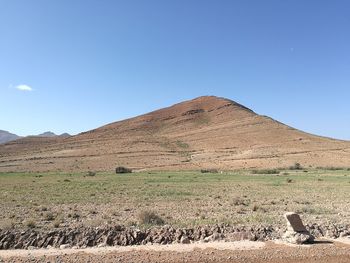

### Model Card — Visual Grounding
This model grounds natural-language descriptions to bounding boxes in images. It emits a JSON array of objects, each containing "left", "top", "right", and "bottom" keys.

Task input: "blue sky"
[{"left": 1, "top": 1, "right": 349, "bottom": 139}]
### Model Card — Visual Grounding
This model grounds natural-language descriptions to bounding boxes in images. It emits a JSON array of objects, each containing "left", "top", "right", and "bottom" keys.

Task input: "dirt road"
[{"left": 1, "top": 239, "right": 350, "bottom": 263}]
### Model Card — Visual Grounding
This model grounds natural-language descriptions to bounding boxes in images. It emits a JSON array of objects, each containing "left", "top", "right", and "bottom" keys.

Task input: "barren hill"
[
  {"left": 1, "top": 96, "right": 350, "bottom": 172},
  {"left": 0, "top": 130, "right": 21, "bottom": 144}
]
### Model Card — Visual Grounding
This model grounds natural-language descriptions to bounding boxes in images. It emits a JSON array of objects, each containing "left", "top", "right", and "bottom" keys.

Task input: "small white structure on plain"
[{"left": 283, "top": 212, "right": 314, "bottom": 244}]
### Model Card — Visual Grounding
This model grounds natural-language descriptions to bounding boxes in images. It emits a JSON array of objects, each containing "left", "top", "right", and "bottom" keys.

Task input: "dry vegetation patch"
[{"left": 0, "top": 169, "right": 349, "bottom": 231}]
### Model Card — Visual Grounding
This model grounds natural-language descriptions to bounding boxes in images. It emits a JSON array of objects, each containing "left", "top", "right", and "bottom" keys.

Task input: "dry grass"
[
  {"left": 0, "top": 169, "right": 349, "bottom": 230},
  {"left": 138, "top": 211, "right": 165, "bottom": 226}
]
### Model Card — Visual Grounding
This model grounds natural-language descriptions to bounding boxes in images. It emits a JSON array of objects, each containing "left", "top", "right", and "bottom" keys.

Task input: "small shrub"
[
  {"left": 138, "top": 210, "right": 165, "bottom": 225},
  {"left": 45, "top": 212, "right": 55, "bottom": 221},
  {"left": 233, "top": 197, "right": 249, "bottom": 206},
  {"left": 289, "top": 163, "right": 302, "bottom": 170},
  {"left": 286, "top": 178, "right": 293, "bottom": 183},
  {"left": 25, "top": 219, "right": 36, "bottom": 228},
  {"left": 252, "top": 203, "right": 259, "bottom": 212},
  {"left": 251, "top": 169, "right": 280, "bottom": 175},
  {"left": 53, "top": 220, "right": 60, "bottom": 228},
  {"left": 200, "top": 169, "right": 218, "bottom": 173},
  {"left": 72, "top": 213, "right": 80, "bottom": 219},
  {"left": 87, "top": 171, "right": 96, "bottom": 176},
  {"left": 176, "top": 140, "right": 189, "bottom": 148},
  {"left": 89, "top": 210, "right": 98, "bottom": 215},
  {"left": 115, "top": 166, "right": 132, "bottom": 174}
]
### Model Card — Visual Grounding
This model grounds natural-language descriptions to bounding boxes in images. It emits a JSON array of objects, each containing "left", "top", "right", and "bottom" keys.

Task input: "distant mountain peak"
[
  {"left": 37, "top": 131, "right": 57, "bottom": 137},
  {"left": 0, "top": 130, "right": 21, "bottom": 144},
  {"left": 0, "top": 130, "right": 71, "bottom": 144}
]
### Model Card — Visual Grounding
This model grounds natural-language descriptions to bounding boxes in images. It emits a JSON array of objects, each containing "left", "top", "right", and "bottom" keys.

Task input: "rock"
[
  {"left": 60, "top": 244, "right": 71, "bottom": 249},
  {"left": 285, "top": 212, "right": 307, "bottom": 232},
  {"left": 97, "top": 242, "right": 107, "bottom": 248},
  {"left": 283, "top": 231, "right": 312, "bottom": 244},
  {"left": 282, "top": 212, "right": 314, "bottom": 244},
  {"left": 339, "top": 232, "right": 347, "bottom": 238},
  {"left": 203, "top": 236, "right": 210, "bottom": 243},
  {"left": 180, "top": 236, "right": 190, "bottom": 244},
  {"left": 210, "top": 233, "right": 221, "bottom": 241},
  {"left": 326, "top": 229, "right": 337, "bottom": 238}
]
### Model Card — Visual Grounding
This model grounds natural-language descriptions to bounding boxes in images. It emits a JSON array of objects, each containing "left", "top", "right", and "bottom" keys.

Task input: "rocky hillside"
[{"left": 1, "top": 96, "right": 350, "bottom": 172}]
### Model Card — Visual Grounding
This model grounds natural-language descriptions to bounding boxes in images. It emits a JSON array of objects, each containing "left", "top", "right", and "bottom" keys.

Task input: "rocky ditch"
[{"left": 0, "top": 223, "right": 349, "bottom": 250}]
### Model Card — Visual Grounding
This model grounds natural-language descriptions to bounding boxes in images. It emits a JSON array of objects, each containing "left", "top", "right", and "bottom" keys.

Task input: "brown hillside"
[{"left": 1, "top": 96, "right": 350, "bottom": 172}]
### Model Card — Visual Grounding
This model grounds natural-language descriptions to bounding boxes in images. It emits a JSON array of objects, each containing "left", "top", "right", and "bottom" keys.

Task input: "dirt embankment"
[{"left": 1, "top": 223, "right": 349, "bottom": 250}]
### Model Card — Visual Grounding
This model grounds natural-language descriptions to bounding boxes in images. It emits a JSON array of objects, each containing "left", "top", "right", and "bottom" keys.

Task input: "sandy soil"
[{"left": 1, "top": 239, "right": 350, "bottom": 263}]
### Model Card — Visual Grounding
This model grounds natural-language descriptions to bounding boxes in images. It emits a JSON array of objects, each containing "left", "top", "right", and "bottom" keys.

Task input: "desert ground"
[
  {"left": 0, "top": 168, "right": 350, "bottom": 262},
  {"left": 1, "top": 169, "right": 349, "bottom": 231}
]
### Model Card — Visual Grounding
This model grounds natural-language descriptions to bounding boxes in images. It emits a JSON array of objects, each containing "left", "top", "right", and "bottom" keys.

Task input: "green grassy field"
[{"left": 0, "top": 169, "right": 349, "bottom": 230}]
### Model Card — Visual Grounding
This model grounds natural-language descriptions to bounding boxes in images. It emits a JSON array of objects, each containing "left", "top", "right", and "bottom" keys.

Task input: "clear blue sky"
[{"left": 1, "top": 0, "right": 349, "bottom": 139}]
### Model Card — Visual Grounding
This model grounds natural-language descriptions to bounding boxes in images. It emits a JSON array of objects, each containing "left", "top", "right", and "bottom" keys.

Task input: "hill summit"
[{"left": 1, "top": 96, "right": 350, "bottom": 172}]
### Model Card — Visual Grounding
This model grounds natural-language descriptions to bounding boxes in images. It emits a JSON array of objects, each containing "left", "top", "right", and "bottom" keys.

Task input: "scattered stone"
[
  {"left": 60, "top": 244, "right": 71, "bottom": 249},
  {"left": 97, "top": 243, "right": 107, "bottom": 248},
  {"left": 180, "top": 236, "right": 191, "bottom": 244},
  {"left": 283, "top": 212, "right": 314, "bottom": 244}
]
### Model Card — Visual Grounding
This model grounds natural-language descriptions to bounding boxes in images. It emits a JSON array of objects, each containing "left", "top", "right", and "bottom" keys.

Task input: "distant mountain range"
[
  {"left": 0, "top": 130, "right": 21, "bottom": 144},
  {"left": 0, "top": 130, "right": 71, "bottom": 144}
]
